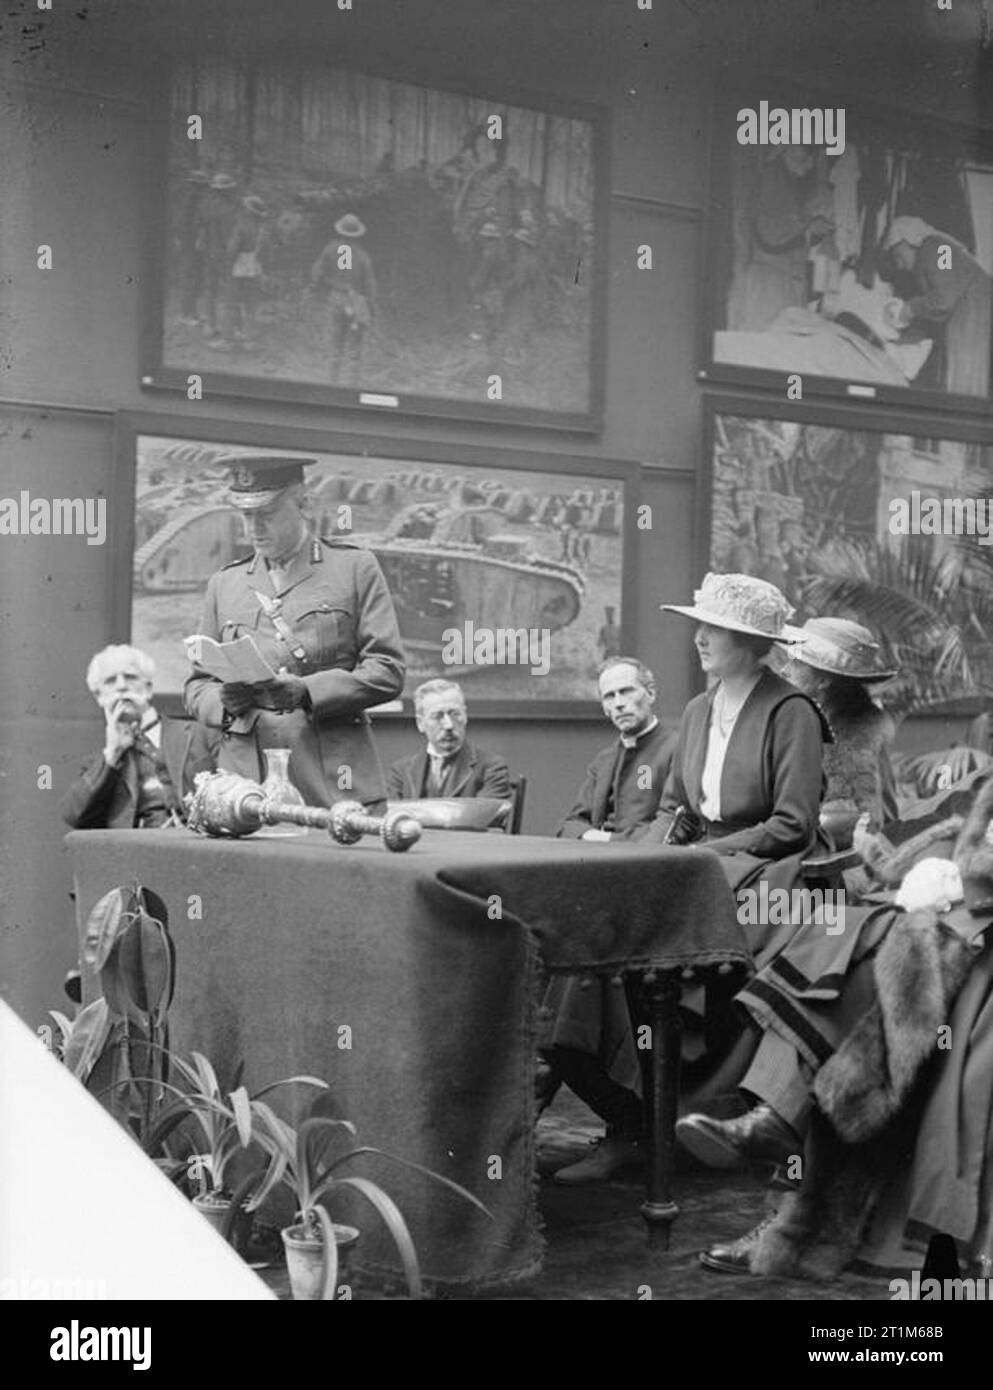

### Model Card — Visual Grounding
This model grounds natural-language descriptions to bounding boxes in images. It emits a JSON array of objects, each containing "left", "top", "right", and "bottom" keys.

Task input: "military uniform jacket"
[{"left": 184, "top": 538, "right": 405, "bottom": 808}]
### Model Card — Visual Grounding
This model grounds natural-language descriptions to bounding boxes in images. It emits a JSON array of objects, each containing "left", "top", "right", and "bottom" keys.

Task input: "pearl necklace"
[{"left": 713, "top": 684, "right": 750, "bottom": 737}]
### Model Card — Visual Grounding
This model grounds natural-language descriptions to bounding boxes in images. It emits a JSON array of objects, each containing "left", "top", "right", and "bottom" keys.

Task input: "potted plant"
[
  {"left": 52, "top": 882, "right": 188, "bottom": 1188},
  {"left": 249, "top": 1106, "right": 492, "bottom": 1301},
  {"left": 141, "top": 1052, "right": 329, "bottom": 1251}
]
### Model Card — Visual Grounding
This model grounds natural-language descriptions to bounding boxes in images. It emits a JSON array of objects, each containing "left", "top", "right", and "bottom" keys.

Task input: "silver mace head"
[{"left": 185, "top": 771, "right": 267, "bottom": 836}]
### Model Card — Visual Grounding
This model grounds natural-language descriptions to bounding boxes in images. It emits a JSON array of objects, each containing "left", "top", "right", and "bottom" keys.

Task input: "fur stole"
[
  {"left": 815, "top": 684, "right": 893, "bottom": 817},
  {"left": 751, "top": 908, "right": 978, "bottom": 1279},
  {"left": 868, "top": 816, "right": 965, "bottom": 887}
]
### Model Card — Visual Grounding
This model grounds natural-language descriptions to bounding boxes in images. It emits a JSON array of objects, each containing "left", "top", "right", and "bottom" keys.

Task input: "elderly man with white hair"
[{"left": 62, "top": 644, "right": 219, "bottom": 829}]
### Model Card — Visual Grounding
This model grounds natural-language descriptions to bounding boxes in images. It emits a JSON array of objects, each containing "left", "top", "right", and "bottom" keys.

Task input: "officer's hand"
[
  {"left": 220, "top": 682, "right": 257, "bottom": 716},
  {"left": 255, "top": 673, "right": 309, "bottom": 712}
]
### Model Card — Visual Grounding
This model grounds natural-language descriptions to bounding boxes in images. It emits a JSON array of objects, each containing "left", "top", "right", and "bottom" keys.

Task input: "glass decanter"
[{"left": 255, "top": 748, "right": 308, "bottom": 837}]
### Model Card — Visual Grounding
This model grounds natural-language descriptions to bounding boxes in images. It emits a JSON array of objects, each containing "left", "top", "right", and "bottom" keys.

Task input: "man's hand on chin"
[{"left": 102, "top": 698, "right": 141, "bottom": 766}]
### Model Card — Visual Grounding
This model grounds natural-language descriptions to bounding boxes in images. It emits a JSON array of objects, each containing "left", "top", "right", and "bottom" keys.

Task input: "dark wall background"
[{"left": 1, "top": 0, "right": 989, "bottom": 1029}]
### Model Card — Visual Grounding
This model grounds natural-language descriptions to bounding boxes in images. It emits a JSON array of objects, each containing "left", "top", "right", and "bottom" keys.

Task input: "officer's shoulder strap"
[
  {"left": 316, "top": 535, "right": 361, "bottom": 554},
  {"left": 220, "top": 553, "right": 254, "bottom": 571}
]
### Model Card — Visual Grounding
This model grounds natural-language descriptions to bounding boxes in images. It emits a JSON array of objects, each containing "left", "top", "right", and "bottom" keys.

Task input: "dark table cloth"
[{"left": 67, "top": 828, "right": 748, "bottom": 1290}]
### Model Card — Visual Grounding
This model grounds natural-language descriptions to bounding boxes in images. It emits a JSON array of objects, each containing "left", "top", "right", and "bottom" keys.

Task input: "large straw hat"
[
  {"left": 784, "top": 617, "right": 898, "bottom": 684},
  {"left": 661, "top": 572, "right": 798, "bottom": 642}
]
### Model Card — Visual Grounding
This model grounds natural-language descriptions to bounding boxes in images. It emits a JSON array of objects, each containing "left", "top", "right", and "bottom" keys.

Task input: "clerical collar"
[{"left": 619, "top": 716, "right": 658, "bottom": 750}]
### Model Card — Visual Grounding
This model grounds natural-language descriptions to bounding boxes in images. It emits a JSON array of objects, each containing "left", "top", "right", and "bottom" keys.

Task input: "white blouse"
[{"left": 699, "top": 674, "right": 762, "bottom": 823}]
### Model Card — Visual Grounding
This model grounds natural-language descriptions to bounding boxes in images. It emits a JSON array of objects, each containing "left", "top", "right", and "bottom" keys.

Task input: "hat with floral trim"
[{"left": 661, "top": 572, "right": 799, "bottom": 642}]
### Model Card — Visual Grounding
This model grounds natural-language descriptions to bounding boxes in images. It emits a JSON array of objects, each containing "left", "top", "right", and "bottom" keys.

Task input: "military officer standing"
[{"left": 184, "top": 456, "right": 406, "bottom": 810}]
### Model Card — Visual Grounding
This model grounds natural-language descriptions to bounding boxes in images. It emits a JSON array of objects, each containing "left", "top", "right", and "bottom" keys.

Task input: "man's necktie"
[
  {"left": 134, "top": 732, "right": 185, "bottom": 821},
  {"left": 428, "top": 757, "right": 453, "bottom": 797}
]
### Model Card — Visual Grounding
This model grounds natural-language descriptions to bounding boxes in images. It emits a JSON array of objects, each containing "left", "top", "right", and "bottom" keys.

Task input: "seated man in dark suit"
[
  {"left": 387, "top": 678, "right": 510, "bottom": 801},
  {"left": 62, "top": 644, "right": 220, "bottom": 829},
  {"left": 557, "top": 656, "right": 677, "bottom": 841}
]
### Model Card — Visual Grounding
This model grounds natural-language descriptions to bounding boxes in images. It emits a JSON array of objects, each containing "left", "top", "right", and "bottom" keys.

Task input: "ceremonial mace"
[{"left": 185, "top": 771, "right": 422, "bottom": 852}]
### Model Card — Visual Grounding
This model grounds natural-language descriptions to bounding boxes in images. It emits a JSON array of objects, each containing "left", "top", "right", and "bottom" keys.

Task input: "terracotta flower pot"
[
  {"left": 282, "top": 1221, "right": 360, "bottom": 1301},
  {"left": 193, "top": 1191, "right": 252, "bottom": 1253}
]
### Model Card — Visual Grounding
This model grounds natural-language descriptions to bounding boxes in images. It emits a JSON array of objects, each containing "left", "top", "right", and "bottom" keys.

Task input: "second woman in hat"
[{"left": 779, "top": 616, "right": 899, "bottom": 842}]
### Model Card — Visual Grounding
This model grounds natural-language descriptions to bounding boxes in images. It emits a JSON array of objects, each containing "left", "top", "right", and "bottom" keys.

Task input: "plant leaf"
[
  {"left": 251, "top": 1075, "right": 329, "bottom": 1101},
  {"left": 48, "top": 1010, "right": 73, "bottom": 1044},
  {"left": 229, "top": 1085, "right": 253, "bottom": 1149},
  {"left": 313, "top": 1205, "right": 339, "bottom": 1302},
  {"left": 244, "top": 1146, "right": 288, "bottom": 1213},
  {"left": 249, "top": 1101, "right": 298, "bottom": 1165},
  {"left": 190, "top": 1051, "right": 221, "bottom": 1102},
  {"left": 81, "top": 887, "right": 131, "bottom": 971},
  {"left": 62, "top": 997, "right": 112, "bottom": 1082},
  {"left": 332, "top": 1176, "right": 422, "bottom": 1300},
  {"left": 325, "top": 1146, "right": 494, "bottom": 1221},
  {"left": 108, "top": 911, "right": 172, "bottom": 1021},
  {"left": 298, "top": 1118, "right": 357, "bottom": 1203}
]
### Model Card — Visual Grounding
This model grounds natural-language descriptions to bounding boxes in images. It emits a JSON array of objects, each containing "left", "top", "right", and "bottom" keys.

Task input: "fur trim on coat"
[
  {"left": 820, "top": 695, "right": 892, "bottom": 819},
  {"left": 751, "top": 908, "right": 979, "bottom": 1279}
]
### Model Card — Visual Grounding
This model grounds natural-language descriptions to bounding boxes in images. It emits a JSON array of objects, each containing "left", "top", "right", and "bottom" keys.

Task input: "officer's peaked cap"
[{"left": 222, "top": 455, "right": 316, "bottom": 511}]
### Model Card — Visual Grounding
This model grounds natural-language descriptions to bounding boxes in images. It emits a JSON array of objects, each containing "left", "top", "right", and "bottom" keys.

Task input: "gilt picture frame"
[
  {"left": 140, "top": 60, "right": 607, "bottom": 431},
  {"left": 112, "top": 413, "right": 637, "bottom": 719},
  {"left": 702, "top": 87, "right": 993, "bottom": 416},
  {"left": 698, "top": 393, "right": 993, "bottom": 715}
]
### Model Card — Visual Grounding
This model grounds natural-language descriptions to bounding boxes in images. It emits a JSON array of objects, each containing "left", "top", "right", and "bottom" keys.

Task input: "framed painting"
[
  {"left": 698, "top": 394, "right": 993, "bottom": 715},
  {"left": 702, "top": 88, "right": 993, "bottom": 414},
  {"left": 112, "top": 413, "right": 637, "bottom": 718},
  {"left": 140, "top": 60, "right": 607, "bottom": 431}
]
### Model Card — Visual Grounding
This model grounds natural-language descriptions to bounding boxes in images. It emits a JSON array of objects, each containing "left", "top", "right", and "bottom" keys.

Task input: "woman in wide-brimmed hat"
[
  {"left": 780, "top": 616, "right": 899, "bottom": 842},
  {"left": 542, "top": 573, "right": 831, "bottom": 1185},
  {"left": 643, "top": 573, "right": 830, "bottom": 925}
]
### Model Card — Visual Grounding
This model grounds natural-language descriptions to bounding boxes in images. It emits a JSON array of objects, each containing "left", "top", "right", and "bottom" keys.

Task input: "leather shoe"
[
  {"left": 699, "top": 1215, "right": 776, "bottom": 1274},
  {"left": 675, "top": 1104, "right": 801, "bottom": 1171},
  {"left": 552, "top": 1134, "right": 642, "bottom": 1185}
]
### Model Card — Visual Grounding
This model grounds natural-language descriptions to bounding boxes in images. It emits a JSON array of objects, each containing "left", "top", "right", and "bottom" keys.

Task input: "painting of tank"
[
  {"left": 142, "top": 61, "right": 604, "bottom": 430},
  {"left": 122, "top": 428, "right": 630, "bottom": 712},
  {"left": 705, "top": 400, "right": 993, "bottom": 712},
  {"left": 705, "top": 92, "right": 993, "bottom": 413}
]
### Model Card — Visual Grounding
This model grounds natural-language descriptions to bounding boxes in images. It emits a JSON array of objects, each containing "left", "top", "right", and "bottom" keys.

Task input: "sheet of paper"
[{"left": 184, "top": 634, "right": 278, "bottom": 684}]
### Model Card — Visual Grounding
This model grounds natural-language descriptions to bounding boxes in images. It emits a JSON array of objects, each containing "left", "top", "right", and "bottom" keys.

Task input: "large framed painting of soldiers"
[
  {"left": 113, "top": 414, "right": 635, "bottom": 718},
  {"left": 702, "top": 89, "right": 993, "bottom": 415},
  {"left": 140, "top": 61, "right": 606, "bottom": 431},
  {"left": 701, "top": 394, "right": 993, "bottom": 716}
]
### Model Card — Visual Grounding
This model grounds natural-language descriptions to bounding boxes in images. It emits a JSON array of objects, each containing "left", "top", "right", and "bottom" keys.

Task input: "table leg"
[{"left": 628, "top": 969, "right": 682, "bottom": 1249}]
